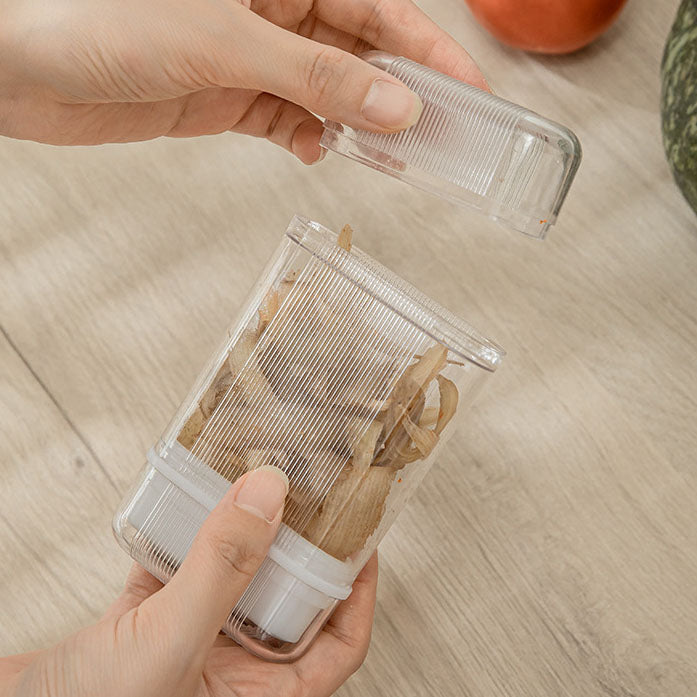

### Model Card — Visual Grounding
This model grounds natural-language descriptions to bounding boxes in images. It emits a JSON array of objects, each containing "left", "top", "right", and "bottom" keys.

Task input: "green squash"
[{"left": 661, "top": 0, "right": 697, "bottom": 216}]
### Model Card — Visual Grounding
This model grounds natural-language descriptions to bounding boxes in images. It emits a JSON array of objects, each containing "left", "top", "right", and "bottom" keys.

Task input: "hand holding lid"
[{"left": 322, "top": 52, "right": 582, "bottom": 238}]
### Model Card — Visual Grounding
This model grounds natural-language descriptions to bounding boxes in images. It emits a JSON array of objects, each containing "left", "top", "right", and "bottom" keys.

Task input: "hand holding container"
[{"left": 113, "top": 217, "right": 504, "bottom": 660}]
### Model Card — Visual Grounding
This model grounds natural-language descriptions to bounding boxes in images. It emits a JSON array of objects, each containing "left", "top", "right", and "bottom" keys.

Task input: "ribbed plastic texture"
[
  {"left": 321, "top": 52, "right": 581, "bottom": 238},
  {"left": 113, "top": 215, "right": 504, "bottom": 662}
]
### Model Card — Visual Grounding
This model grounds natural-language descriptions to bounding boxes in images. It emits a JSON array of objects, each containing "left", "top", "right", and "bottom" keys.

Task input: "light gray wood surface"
[{"left": 1, "top": 0, "right": 696, "bottom": 694}]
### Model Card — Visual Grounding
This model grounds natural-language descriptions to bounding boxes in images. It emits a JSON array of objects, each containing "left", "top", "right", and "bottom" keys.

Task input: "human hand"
[
  {"left": 2, "top": 467, "right": 378, "bottom": 697},
  {"left": 0, "top": 0, "right": 487, "bottom": 162}
]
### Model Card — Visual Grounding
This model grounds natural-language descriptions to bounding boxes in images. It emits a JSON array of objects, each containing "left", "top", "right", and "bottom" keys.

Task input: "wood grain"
[{"left": 1, "top": 0, "right": 696, "bottom": 694}]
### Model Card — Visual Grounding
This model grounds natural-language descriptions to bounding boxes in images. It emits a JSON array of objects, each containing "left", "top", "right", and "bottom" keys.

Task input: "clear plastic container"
[
  {"left": 321, "top": 51, "right": 581, "bottom": 238},
  {"left": 113, "top": 215, "right": 505, "bottom": 661}
]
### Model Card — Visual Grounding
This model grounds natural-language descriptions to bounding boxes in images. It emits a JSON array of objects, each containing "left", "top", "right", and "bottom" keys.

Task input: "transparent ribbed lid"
[
  {"left": 320, "top": 52, "right": 582, "bottom": 239},
  {"left": 287, "top": 216, "right": 504, "bottom": 371}
]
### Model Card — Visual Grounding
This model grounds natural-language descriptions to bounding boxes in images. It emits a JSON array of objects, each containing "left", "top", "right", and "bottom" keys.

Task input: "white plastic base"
[
  {"left": 123, "top": 444, "right": 355, "bottom": 644},
  {"left": 245, "top": 558, "right": 335, "bottom": 643}
]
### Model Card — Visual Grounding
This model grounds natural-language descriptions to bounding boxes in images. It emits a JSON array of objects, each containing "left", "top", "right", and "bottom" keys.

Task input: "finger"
[
  {"left": 232, "top": 93, "right": 325, "bottom": 164},
  {"left": 164, "top": 86, "right": 326, "bottom": 164},
  {"left": 226, "top": 11, "right": 423, "bottom": 133},
  {"left": 313, "top": 0, "right": 490, "bottom": 90},
  {"left": 141, "top": 466, "right": 289, "bottom": 651},
  {"left": 165, "top": 87, "right": 260, "bottom": 138},
  {"left": 296, "top": 14, "right": 372, "bottom": 57},
  {"left": 16, "top": 87, "right": 325, "bottom": 159},
  {"left": 324, "top": 552, "right": 378, "bottom": 647},
  {"left": 102, "top": 563, "right": 163, "bottom": 620},
  {"left": 293, "top": 553, "right": 379, "bottom": 697}
]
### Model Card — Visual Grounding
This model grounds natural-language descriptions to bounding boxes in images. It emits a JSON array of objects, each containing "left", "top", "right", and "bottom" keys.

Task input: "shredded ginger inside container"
[{"left": 177, "top": 224, "right": 459, "bottom": 561}]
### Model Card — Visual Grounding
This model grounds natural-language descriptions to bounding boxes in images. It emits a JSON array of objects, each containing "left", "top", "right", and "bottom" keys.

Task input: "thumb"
[
  {"left": 226, "top": 12, "right": 423, "bottom": 132},
  {"left": 143, "top": 465, "right": 289, "bottom": 649}
]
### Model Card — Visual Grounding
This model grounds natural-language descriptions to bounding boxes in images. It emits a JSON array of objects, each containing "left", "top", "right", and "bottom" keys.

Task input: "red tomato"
[{"left": 464, "top": 0, "right": 629, "bottom": 54}]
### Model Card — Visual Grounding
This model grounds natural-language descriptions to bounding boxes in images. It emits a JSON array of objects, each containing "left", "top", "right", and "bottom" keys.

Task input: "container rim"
[{"left": 285, "top": 215, "right": 505, "bottom": 372}]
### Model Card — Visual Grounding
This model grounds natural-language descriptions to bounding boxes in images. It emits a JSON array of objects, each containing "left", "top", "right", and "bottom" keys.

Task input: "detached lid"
[{"left": 320, "top": 51, "right": 581, "bottom": 238}]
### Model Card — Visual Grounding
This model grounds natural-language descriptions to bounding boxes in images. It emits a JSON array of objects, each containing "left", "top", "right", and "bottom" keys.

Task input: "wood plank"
[
  {"left": 0, "top": 0, "right": 695, "bottom": 693},
  {"left": 0, "top": 330, "right": 129, "bottom": 654}
]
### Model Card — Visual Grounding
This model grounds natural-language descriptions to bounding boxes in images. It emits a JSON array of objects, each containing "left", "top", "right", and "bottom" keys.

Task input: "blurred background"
[{"left": 1, "top": 0, "right": 695, "bottom": 695}]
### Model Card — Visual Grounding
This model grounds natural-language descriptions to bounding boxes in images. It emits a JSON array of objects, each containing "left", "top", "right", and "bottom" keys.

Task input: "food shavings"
[
  {"left": 418, "top": 407, "right": 439, "bottom": 429},
  {"left": 378, "top": 344, "right": 447, "bottom": 438},
  {"left": 176, "top": 226, "right": 461, "bottom": 562},
  {"left": 199, "top": 362, "right": 235, "bottom": 419},
  {"left": 338, "top": 224, "right": 353, "bottom": 252},
  {"left": 434, "top": 375, "right": 459, "bottom": 435},
  {"left": 301, "top": 464, "right": 396, "bottom": 560},
  {"left": 177, "top": 405, "right": 206, "bottom": 450},
  {"left": 352, "top": 421, "right": 383, "bottom": 473},
  {"left": 258, "top": 288, "right": 281, "bottom": 333},
  {"left": 402, "top": 414, "right": 438, "bottom": 455},
  {"left": 227, "top": 331, "right": 258, "bottom": 377},
  {"left": 406, "top": 344, "right": 448, "bottom": 389},
  {"left": 373, "top": 384, "right": 425, "bottom": 468},
  {"left": 284, "top": 451, "right": 347, "bottom": 524},
  {"left": 244, "top": 449, "right": 287, "bottom": 471}
]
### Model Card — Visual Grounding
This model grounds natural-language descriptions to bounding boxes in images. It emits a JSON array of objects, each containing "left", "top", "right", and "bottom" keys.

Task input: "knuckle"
[
  {"left": 265, "top": 99, "right": 287, "bottom": 142},
  {"left": 305, "top": 47, "right": 348, "bottom": 107},
  {"left": 358, "top": 0, "right": 390, "bottom": 45},
  {"left": 209, "top": 534, "right": 265, "bottom": 580},
  {"left": 349, "top": 645, "right": 369, "bottom": 674}
]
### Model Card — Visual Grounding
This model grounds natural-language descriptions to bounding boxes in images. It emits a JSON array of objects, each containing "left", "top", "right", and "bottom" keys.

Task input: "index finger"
[
  {"left": 313, "top": 0, "right": 490, "bottom": 90},
  {"left": 293, "top": 553, "right": 379, "bottom": 697}
]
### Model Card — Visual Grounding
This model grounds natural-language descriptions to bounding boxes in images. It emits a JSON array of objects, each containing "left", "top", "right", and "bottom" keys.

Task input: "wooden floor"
[{"left": 1, "top": 0, "right": 696, "bottom": 694}]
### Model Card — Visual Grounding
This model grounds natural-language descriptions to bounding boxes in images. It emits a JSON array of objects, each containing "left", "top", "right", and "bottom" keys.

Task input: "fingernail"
[
  {"left": 361, "top": 79, "right": 423, "bottom": 130},
  {"left": 234, "top": 466, "right": 289, "bottom": 523},
  {"left": 311, "top": 146, "right": 328, "bottom": 165}
]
